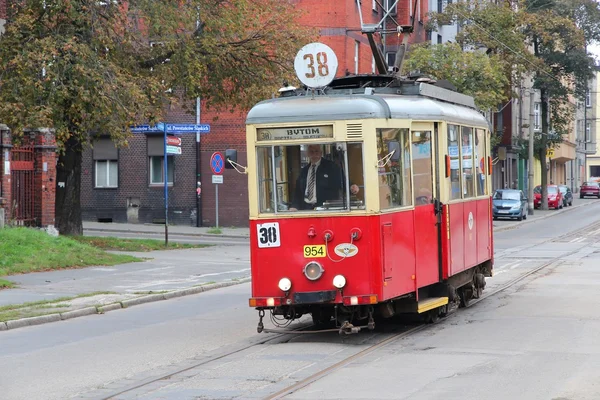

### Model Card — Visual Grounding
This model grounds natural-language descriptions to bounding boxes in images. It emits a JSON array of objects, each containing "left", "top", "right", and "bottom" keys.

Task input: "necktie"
[{"left": 306, "top": 164, "right": 316, "bottom": 203}]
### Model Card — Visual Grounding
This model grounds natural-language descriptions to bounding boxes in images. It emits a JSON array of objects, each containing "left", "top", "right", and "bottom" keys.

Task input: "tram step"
[{"left": 417, "top": 297, "right": 449, "bottom": 314}]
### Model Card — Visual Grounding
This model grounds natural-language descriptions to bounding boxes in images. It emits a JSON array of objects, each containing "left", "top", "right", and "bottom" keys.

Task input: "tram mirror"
[
  {"left": 225, "top": 149, "right": 237, "bottom": 169},
  {"left": 387, "top": 141, "right": 400, "bottom": 161}
]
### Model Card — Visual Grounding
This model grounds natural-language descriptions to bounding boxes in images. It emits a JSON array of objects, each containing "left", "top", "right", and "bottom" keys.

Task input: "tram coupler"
[
  {"left": 257, "top": 309, "right": 265, "bottom": 333},
  {"left": 339, "top": 321, "right": 361, "bottom": 335}
]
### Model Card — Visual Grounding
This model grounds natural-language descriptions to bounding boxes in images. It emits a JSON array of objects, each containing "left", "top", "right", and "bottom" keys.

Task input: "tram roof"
[{"left": 246, "top": 82, "right": 490, "bottom": 128}]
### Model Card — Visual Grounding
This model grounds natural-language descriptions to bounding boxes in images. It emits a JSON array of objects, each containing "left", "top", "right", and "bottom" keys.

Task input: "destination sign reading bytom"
[{"left": 256, "top": 126, "right": 333, "bottom": 141}]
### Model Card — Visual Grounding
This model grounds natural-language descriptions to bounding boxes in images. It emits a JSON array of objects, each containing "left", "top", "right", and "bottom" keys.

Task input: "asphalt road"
[{"left": 2, "top": 200, "right": 600, "bottom": 399}]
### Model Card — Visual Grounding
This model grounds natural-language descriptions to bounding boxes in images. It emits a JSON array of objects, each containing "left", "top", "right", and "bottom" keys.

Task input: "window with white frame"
[
  {"left": 372, "top": 56, "right": 376, "bottom": 73},
  {"left": 586, "top": 122, "right": 591, "bottom": 142},
  {"left": 586, "top": 90, "right": 591, "bottom": 107},
  {"left": 355, "top": 40, "right": 360, "bottom": 74},
  {"left": 372, "top": 0, "right": 377, "bottom": 11},
  {"left": 386, "top": 52, "right": 396, "bottom": 72},
  {"left": 93, "top": 138, "right": 118, "bottom": 188},
  {"left": 147, "top": 135, "right": 174, "bottom": 185},
  {"left": 150, "top": 156, "right": 174, "bottom": 185},
  {"left": 534, "top": 103, "right": 540, "bottom": 130},
  {"left": 385, "top": 0, "right": 397, "bottom": 15}
]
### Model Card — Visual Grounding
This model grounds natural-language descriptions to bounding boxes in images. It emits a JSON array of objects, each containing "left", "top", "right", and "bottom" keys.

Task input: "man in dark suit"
[{"left": 290, "top": 144, "right": 358, "bottom": 211}]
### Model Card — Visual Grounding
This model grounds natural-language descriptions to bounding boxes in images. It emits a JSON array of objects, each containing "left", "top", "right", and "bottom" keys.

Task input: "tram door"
[{"left": 412, "top": 127, "right": 440, "bottom": 288}]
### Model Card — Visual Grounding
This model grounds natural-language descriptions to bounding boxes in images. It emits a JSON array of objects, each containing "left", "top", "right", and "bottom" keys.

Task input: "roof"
[{"left": 246, "top": 94, "right": 489, "bottom": 128}]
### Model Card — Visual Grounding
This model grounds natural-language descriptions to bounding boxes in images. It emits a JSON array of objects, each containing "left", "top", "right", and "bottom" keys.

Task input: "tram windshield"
[{"left": 256, "top": 142, "right": 365, "bottom": 213}]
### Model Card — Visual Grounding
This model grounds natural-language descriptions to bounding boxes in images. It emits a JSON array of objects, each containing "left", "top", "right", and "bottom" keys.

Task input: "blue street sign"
[{"left": 130, "top": 123, "right": 211, "bottom": 134}]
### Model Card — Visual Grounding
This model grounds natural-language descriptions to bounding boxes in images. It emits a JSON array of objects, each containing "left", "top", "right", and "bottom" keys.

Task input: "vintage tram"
[{"left": 243, "top": 43, "right": 493, "bottom": 334}]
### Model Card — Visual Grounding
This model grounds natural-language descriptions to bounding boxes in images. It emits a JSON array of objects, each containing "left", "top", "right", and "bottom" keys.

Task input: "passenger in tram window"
[{"left": 289, "top": 144, "right": 359, "bottom": 211}]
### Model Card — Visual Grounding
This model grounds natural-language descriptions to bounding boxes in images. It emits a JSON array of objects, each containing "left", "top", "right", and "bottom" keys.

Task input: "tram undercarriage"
[{"left": 255, "top": 261, "right": 492, "bottom": 335}]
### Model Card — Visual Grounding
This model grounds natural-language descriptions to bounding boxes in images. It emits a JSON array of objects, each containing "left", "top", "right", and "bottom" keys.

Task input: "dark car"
[
  {"left": 492, "top": 189, "right": 527, "bottom": 221},
  {"left": 558, "top": 185, "right": 573, "bottom": 207},
  {"left": 579, "top": 181, "right": 600, "bottom": 198}
]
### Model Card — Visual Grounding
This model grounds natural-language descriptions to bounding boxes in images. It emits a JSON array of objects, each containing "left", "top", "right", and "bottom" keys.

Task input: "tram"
[{"left": 242, "top": 43, "right": 493, "bottom": 334}]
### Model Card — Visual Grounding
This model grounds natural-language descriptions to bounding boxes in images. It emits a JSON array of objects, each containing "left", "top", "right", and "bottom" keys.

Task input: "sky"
[{"left": 589, "top": 43, "right": 600, "bottom": 65}]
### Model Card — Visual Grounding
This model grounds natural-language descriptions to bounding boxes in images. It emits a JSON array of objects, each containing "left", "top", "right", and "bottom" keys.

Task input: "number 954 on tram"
[{"left": 245, "top": 47, "right": 493, "bottom": 335}]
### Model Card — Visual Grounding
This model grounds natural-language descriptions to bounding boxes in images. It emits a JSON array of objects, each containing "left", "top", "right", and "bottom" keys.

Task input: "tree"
[
  {"left": 523, "top": 0, "right": 599, "bottom": 208},
  {"left": 428, "top": 0, "right": 600, "bottom": 209},
  {"left": 0, "top": 0, "right": 316, "bottom": 235},
  {"left": 403, "top": 42, "right": 509, "bottom": 110}
]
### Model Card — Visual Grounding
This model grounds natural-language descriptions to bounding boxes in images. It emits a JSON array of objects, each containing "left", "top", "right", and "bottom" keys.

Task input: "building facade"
[
  {"left": 80, "top": 0, "right": 429, "bottom": 227},
  {"left": 583, "top": 67, "right": 600, "bottom": 180}
]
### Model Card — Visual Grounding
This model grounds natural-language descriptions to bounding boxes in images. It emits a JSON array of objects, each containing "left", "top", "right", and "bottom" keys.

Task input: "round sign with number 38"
[{"left": 294, "top": 42, "right": 339, "bottom": 89}]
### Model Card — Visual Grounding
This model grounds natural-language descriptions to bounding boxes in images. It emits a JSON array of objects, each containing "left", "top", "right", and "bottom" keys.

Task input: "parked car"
[
  {"left": 533, "top": 185, "right": 563, "bottom": 209},
  {"left": 492, "top": 189, "right": 527, "bottom": 220},
  {"left": 558, "top": 185, "right": 573, "bottom": 207},
  {"left": 579, "top": 181, "right": 600, "bottom": 198}
]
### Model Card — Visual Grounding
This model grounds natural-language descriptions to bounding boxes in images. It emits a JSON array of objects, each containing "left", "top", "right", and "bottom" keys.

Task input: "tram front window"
[{"left": 256, "top": 143, "right": 365, "bottom": 213}]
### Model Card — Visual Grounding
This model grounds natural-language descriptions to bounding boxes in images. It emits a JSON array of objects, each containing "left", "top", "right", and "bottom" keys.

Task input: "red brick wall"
[
  {"left": 0, "top": 0, "right": 6, "bottom": 20},
  {"left": 32, "top": 129, "right": 57, "bottom": 227},
  {"left": 0, "top": 126, "right": 11, "bottom": 213}
]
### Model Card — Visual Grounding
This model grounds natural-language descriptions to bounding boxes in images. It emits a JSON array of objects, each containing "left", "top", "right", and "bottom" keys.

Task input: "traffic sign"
[
  {"left": 212, "top": 175, "right": 223, "bottom": 184},
  {"left": 130, "top": 125, "right": 159, "bottom": 133},
  {"left": 166, "top": 145, "right": 182, "bottom": 155},
  {"left": 210, "top": 152, "right": 224, "bottom": 175},
  {"left": 166, "top": 136, "right": 181, "bottom": 146}
]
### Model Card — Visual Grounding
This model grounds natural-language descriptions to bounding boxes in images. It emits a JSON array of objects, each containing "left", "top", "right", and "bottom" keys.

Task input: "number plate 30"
[
  {"left": 257, "top": 222, "right": 281, "bottom": 248},
  {"left": 304, "top": 245, "right": 325, "bottom": 258}
]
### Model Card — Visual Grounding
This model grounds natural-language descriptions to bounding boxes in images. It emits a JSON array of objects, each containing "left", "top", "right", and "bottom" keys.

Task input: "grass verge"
[
  {"left": 0, "top": 228, "right": 141, "bottom": 276},
  {"left": 0, "top": 279, "right": 14, "bottom": 289},
  {"left": 0, "top": 291, "right": 116, "bottom": 322},
  {"left": 207, "top": 227, "right": 222, "bottom": 234},
  {"left": 70, "top": 236, "right": 211, "bottom": 252}
]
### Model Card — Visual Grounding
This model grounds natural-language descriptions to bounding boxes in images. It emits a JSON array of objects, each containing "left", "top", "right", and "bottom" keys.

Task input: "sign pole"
[
  {"left": 215, "top": 183, "right": 219, "bottom": 228},
  {"left": 163, "top": 122, "right": 169, "bottom": 246}
]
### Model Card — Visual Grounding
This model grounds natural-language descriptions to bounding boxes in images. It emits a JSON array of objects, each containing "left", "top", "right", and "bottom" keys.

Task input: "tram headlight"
[
  {"left": 303, "top": 262, "right": 324, "bottom": 281},
  {"left": 333, "top": 275, "right": 346, "bottom": 289},
  {"left": 278, "top": 277, "right": 292, "bottom": 292}
]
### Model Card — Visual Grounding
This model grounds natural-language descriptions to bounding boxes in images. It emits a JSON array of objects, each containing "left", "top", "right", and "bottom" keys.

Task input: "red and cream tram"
[{"left": 243, "top": 43, "right": 493, "bottom": 334}]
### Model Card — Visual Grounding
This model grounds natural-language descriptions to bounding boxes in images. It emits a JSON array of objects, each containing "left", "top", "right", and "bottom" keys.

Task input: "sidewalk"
[{"left": 1, "top": 197, "right": 597, "bottom": 332}]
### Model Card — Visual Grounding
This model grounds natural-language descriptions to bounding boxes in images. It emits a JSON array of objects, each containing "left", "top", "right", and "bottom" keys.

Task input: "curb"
[
  {"left": 493, "top": 200, "right": 595, "bottom": 233},
  {"left": 0, "top": 277, "right": 251, "bottom": 332},
  {"left": 83, "top": 227, "right": 250, "bottom": 240}
]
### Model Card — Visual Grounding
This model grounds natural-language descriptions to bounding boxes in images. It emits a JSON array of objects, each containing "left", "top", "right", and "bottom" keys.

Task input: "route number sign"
[{"left": 294, "top": 42, "right": 338, "bottom": 88}]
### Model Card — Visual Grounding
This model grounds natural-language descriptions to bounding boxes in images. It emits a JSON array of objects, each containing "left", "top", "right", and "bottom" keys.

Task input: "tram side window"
[
  {"left": 257, "top": 147, "right": 275, "bottom": 213},
  {"left": 447, "top": 124, "right": 462, "bottom": 200},
  {"left": 462, "top": 127, "right": 475, "bottom": 198},
  {"left": 256, "top": 143, "right": 365, "bottom": 213},
  {"left": 412, "top": 131, "right": 433, "bottom": 205},
  {"left": 475, "top": 128, "right": 487, "bottom": 195},
  {"left": 377, "top": 128, "right": 412, "bottom": 209}
]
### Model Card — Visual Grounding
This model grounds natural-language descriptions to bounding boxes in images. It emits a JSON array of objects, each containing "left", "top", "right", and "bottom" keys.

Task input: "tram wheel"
[{"left": 458, "top": 287, "right": 473, "bottom": 308}]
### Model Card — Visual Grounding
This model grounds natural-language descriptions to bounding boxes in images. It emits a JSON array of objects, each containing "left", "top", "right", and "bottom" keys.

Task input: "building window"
[
  {"left": 372, "top": 56, "right": 376, "bottom": 73},
  {"left": 93, "top": 137, "right": 118, "bottom": 188},
  {"left": 586, "top": 122, "right": 591, "bottom": 142},
  {"left": 426, "top": 29, "right": 432, "bottom": 42},
  {"left": 386, "top": 52, "right": 396, "bottom": 72},
  {"left": 150, "top": 156, "right": 174, "bottom": 185},
  {"left": 437, "top": 0, "right": 443, "bottom": 12},
  {"left": 372, "top": 0, "right": 377, "bottom": 11},
  {"left": 437, "top": 34, "right": 443, "bottom": 44},
  {"left": 355, "top": 40, "right": 360, "bottom": 74},
  {"left": 95, "top": 160, "right": 118, "bottom": 188},
  {"left": 385, "top": 0, "right": 397, "bottom": 15},
  {"left": 586, "top": 90, "right": 591, "bottom": 108},
  {"left": 534, "top": 103, "right": 540, "bottom": 130}
]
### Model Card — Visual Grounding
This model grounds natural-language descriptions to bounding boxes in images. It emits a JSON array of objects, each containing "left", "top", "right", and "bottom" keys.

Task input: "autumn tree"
[
  {"left": 0, "top": 0, "right": 316, "bottom": 234},
  {"left": 403, "top": 42, "right": 509, "bottom": 110}
]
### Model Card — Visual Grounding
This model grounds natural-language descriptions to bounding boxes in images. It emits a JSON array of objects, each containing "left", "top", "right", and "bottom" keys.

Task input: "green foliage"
[
  {"left": 70, "top": 236, "right": 212, "bottom": 251},
  {"left": 404, "top": 42, "right": 509, "bottom": 110},
  {"left": 0, "top": 0, "right": 317, "bottom": 146}
]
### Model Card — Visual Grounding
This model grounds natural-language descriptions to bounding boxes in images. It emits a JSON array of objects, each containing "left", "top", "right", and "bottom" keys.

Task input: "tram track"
[
  {"left": 264, "top": 220, "right": 600, "bottom": 400},
  {"left": 97, "top": 219, "right": 600, "bottom": 400}
]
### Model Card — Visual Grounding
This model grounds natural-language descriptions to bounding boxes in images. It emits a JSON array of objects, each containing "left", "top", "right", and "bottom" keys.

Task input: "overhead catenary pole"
[{"left": 528, "top": 91, "right": 535, "bottom": 216}]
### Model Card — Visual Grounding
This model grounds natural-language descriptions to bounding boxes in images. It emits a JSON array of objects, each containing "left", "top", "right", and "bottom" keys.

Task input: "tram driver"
[{"left": 289, "top": 144, "right": 359, "bottom": 211}]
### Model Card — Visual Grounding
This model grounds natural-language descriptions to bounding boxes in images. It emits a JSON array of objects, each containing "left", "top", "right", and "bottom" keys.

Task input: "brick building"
[{"left": 80, "top": 0, "right": 429, "bottom": 227}]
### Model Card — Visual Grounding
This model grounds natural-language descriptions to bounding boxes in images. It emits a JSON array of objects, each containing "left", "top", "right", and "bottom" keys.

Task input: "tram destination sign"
[{"left": 256, "top": 125, "right": 333, "bottom": 141}]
